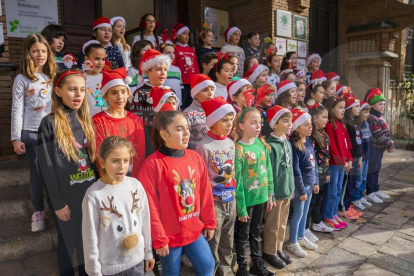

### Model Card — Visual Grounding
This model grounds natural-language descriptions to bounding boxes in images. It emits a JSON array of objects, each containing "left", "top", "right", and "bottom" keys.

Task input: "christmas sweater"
[
  {"left": 11, "top": 73, "right": 52, "bottom": 141},
  {"left": 173, "top": 44, "right": 200, "bottom": 84},
  {"left": 310, "top": 129, "right": 330, "bottom": 177},
  {"left": 346, "top": 121, "right": 363, "bottom": 160},
  {"left": 92, "top": 111, "right": 146, "bottom": 178},
  {"left": 267, "top": 73, "right": 280, "bottom": 88},
  {"left": 138, "top": 147, "right": 217, "bottom": 249},
  {"left": 234, "top": 138, "right": 274, "bottom": 217},
  {"left": 196, "top": 132, "right": 236, "bottom": 202},
  {"left": 85, "top": 73, "right": 107, "bottom": 117},
  {"left": 360, "top": 121, "right": 376, "bottom": 161},
  {"left": 325, "top": 119, "right": 353, "bottom": 165},
  {"left": 257, "top": 106, "right": 273, "bottom": 138},
  {"left": 37, "top": 107, "right": 97, "bottom": 210},
  {"left": 183, "top": 100, "right": 208, "bottom": 150},
  {"left": 367, "top": 109, "right": 395, "bottom": 150},
  {"left": 54, "top": 52, "right": 67, "bottom": 70},
  {"left": 220, "top": 44, "right": 245, "bottom": 78},
  {"left": 214, "top": 82, "right": 228, "bottom": 99},
  {"left": 196, "top": 47, "right": 217, "bottom": 72},
  {"left": 244, "top": 47, "right": 260, "bottom": 59},
  {"left": 129, "top": 83, "right": 155, "bottom": 128},
  {"left": 78, "top": 43, "right": 125, "bottom": 69}
]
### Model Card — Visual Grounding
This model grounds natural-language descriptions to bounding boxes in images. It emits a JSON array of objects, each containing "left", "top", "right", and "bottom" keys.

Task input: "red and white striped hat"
[
  {"left": 93, "top": 17, "right": 111, "bottom": 30},
  {"left": 268, "top": 105, "right": 291, "bottom": 129}
]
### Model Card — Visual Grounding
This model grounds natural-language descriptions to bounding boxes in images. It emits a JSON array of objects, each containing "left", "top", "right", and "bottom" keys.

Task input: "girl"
[
  {"left": 227, "top": 78, "right": 252, "bottom": 112},
  {"left": 305, "top": 84, "right": 325, "bottom": 109},
  {"left": 305, "top": 54, "right": 322, "bottom": 84},
  {"left": 11, "top": 34, "right": 56, "bottom": 232},
  {"left": 295, "top": 81, "right": 307, "bottom": 111},
  {"left": 280, "top": 71, "right": 296, "bottom": 82},
  {"left": 325, "top": 72, "right": 340, "bottom": 85},
  {"left": 37, "top": 69, "right": 96, "bottom": 275},
  {"left": 267, "top": 53, "right": 281, "bottom": 87},
  {"left": 275, "top": 80, "right": 297, "bottom": 109},
  {"left": 208, "top": 58, "right": 233, "bottom": 99},
  {"left": 220, "top": 27, "right": 245, "bottom": 78},
  {"left": 259, "top": 37, "right": 276, "bottom": 65},
  {"left": 287, "top": 109, "right": 319, "bottom": 257},
  {"left": 228, "top": 54, "right": 240, "bottom": 81},
  {"left": 41, "top": 24, "right": 67, "bottom": 70},
  {"left": 133, "top": 13, "right": 161, "bottom": 49},
  {"left": 196, "top": 23, "right": 216, "bottom": 73},
  {"left": 255, "top": 83, "right": 276, "bottom": 137},
  {"left": 322, "top": 80, "right": 336, "bottom": 105},
  {"left": 280, "top": 52, "right": 298, "bottom": 72},
  {"left": 233, "top": 107, "right": 275, "bottom": 276},
  {"left": 82, "top": 136, "right": 155, "bottom": 276},
  {"left": 110, "top": 16, "right": 132, "bottom": 70},
  {"left": 138, "top": 111, "right": 217, "bottom": 275},
  {"left": 128, "top": 40, "right": 153, "bottom": 80},
  {"left": 244, "top": 56, "right": 259, "bottom": 76},
  {"left": 244, "top": 64, "right": 268, "bottom": 87},
  {"left": 295, "top": 70, "right": 306, "bottom": 84},
  {"left": 322, "top": 96, "right": 352, "bottom": 230}
]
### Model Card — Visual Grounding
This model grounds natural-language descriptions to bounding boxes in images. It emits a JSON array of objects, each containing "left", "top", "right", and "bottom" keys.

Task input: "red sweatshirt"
[
  {"left": 138, "top": 149, "right": 217, "bottom": 249},
  {"left": 92, "top": 111, "right": 146, "bottom": 178},
  {"left": 173, "top": 45, "right": 200, "bottom": 85},
  {"left": 325, "top": 118, "right": 353, "bottom": 165}
]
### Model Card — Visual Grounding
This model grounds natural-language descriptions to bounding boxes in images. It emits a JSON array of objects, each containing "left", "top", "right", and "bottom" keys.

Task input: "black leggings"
[{"left": 306, "top": 178, "right": 326, "bottom": 228}]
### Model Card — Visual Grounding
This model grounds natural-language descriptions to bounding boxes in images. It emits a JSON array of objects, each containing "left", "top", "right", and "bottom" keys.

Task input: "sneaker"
[
  {"left": 298, "top": 237, "right": 318, "bottom": 250},
  {"left": 323, "top": 218, "right": 343, "bottom": 231},
  {"left": 340, "top": 210, "right": 359, "bottom": 220},
  {"left": 236, "top": 261, "right": 249, "bottom": 276},
  {"left": 181, "top": 254, "right": 193, "bottom": 267},
  {"left": 287, "top": 242, "right": 308, "bottom": 258},
  {"left": 250, "top": 257, "right": 275, "bottom": 276},
  {"left": 312, "top": 221, "right": 334, "bottom": 232},
  {"left": 305, "top": 228, "right": 319, "bottom": 243},
  {"left": 366, "top": 193, "right": 383, "bottom": 204},
  {"left": 31, "top": 211, "right": 45, "bottom": 232},
  {"left": 360, "top": 197, "right": 372, "bottom": 207},
  {"left": 375, "top": 190, "right": 390, "bottom": 199},
  {"left": 349, "top": 205, "right": 363, "bottom": 216},
  {"left": 352, "top": 200, "right": 366, "bottom": 211},
  {"left": 262, "top": 252, "right": 286, "bottom": 269},
  {"left": 335, "top": 216, "right": 348, "bottom": 228},
  {"left": 277, "top": 250, "right": 292, "bottom": 265}
]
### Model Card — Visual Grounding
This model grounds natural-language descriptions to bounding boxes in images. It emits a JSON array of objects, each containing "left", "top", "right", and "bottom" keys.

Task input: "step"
[
  {"left": 0, "top": 157, "right": 30, "bottom": 189},
  {"left": 0, "top": 249, "right": 58, "bottom": 276}
]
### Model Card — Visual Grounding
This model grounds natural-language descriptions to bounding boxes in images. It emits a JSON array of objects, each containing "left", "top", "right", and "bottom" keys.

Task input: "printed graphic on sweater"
[
  {"left": 210, "top": 148, "right": 235, "bottom": 186},
  {"left": 173, "top": 166, "right": 197, "bottom": 214},
  {"left": 309, "top": 151, "right": 315, "bottom": 168},
  {"left": 27, "top": 81, "right": 51, "bottom": 113},
  {"left": 69, "top": 142, "right": 96, "bottom": 185},
  {"left": 87, "top": 82, "right": 108, "bottom": 107}
]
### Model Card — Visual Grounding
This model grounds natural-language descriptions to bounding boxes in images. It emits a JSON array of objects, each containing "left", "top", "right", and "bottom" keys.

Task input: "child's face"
[
  {"left": 104, "top": 85, "right": 130, "bottom": 109},
  {"left": 163, "top": 45, "right": 175, "bottom": 63},
  {"left": 145, "top": 15, "right": 157, "bottom": 32},
  {"left": 146, "top": 64, "right": 168, "bottom": 86},
  {"left": 85, "top": 48, "right": 106, "bottom": 73},
  {"left": 287, "top": 73, "right": 295, "bottom": 82},
  {"left": 50, "top": 36, "right": 65, "bottom": 53},
  {"left": 178, "top": 30, "right": 190, "bottom": 44},
  {"left": 248, "top": 35, "right": 260, "bottom": 48},
  {"left": 260, "top": 93, "right": 274, "bottom": 107},
  {"left": 351, "top": 104, "right": 361, "bottom": 117},
  {"left": 333, "top": 101, "right": 346, "bottom": 120},
  {"left": 275, "top": 115, "right": 292, "bottom": 135},
  {"left": 140, "top": 45, "right": 152, "bottom": 57},
  {"left": 100, "top": 146, "right": 131, "bottom": 184},
  {"left": 250, "top": 58, "right": 259, "bottom": 68},
  {"left": 290, "top": 53, "right": 298, "bottom": 67},
  {"left": 256, "top": 70, "right": 268, "bottom": 83},
  {"left": 162, "top": 115, "right": 190, "bottom": 150},
  {"left": 229, "top": 31, "right": 240, "bottom": 45},
  {"left": 268, "top": 56, "right": 280, "bottom": 71},
  {"left": 267, "top": 44, "right": 276, "bottom": 56},
  {"left": 333, "top": 79, "right": 340, "bottom": 85},
  {"left": 371, "top": 100, "right": 385, "bottom": 113},
  {"left": 194, "top": 86, "right": 215, "bottom": 102},
  {"left": 325, "top": 82, "right": 336, "bottom": 99},
  {"left": 203, "top": 31, "right": 214, "bottom": 46},
  {"left": 297, "top": 119, "right": 312, "bottom": 138},
  {"left": 289, "top": 88, "right": 297, "bottom": 105},
  {"left": 297, "top": 74, "right": 306, "bottom": 83},
  {"left": 229, "top": 57, "right": 238, "bottom": 74},
  {"left": 203, "top": 58, "right": 218, "bottom": 75},
  {"left": 309, "top": 58, "right": 320, "bottom": 72},
  {"left": 211, "top": 113, "right": 234, "bottom": 136},
  {"left": 239, "top": 110, "right": 261, "bottom": 138},
  {"left": 297, "top": 84, "right": 306, "bottom": 101},
  {"left": 95, "top": 27, "right": 112, "bottom": 45},
  {"left": 312, "top": 87, "right": 325, "bottom": 103},
  {"left": 216, "top": 63, "right": 233, "bottom": 84},
  {"left": 30, "top": 42, "right": 48, "bottom": 67},
  {"left": 359, "top": 108, "right": 370, "bottom": 121},
  {"left": 54, "top": 75, "right": 86, "bottom": 110},
  {"left": 165, "top": 96, "right": 178, "bottom": 110},
  {"left": 112, "top": 20, "right": 125, "bottom": 39},
  {"left": 313, "top": 110, "right": 329, "bottom": 130}
]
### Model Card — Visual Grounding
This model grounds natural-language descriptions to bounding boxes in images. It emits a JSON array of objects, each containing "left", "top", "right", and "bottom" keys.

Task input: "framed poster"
[
  {"left": 287, "top": 40, "right": 297, "bottom": 53},
  {"left": 297, "top": 59, "right": 306, "bottom": 71},
  {"left": 298, "top": 41, "right": 307, "bottom": 58},
  {"left": 204, "top": 7, "right": 229, "bottom": 48},
  {"left": 293, "top": 15, "right": 307, "bottom": 40},
  {"left": 275, "top": 37, "right": 286, "bottom": 56},
  {"left": 276, "top": 10, "right": 291, "bottom": 37}
]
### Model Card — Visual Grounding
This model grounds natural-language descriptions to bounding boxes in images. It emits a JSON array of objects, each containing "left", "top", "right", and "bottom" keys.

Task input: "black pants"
[
  {"left": 342, "top": 160, "right": 359, "bottom": 211},
  {"left": 236, "top": 203, "right": 265, "bottom": 264},
  {"left": 306, "top": 177, "right": 326, "bottom": 228},
  {"left": 181, "top": 84, "right": 193, "bottom": 109}
]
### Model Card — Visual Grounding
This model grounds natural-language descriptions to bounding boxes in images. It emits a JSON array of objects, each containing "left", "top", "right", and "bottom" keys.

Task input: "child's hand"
[
  {"left": 358, "top": 159, "right": 362, "bottom": 170},
  {"left": 325, "top": 176, "right": 330, "bottom": 183},
  {"left": 55, "top": 205, "right": 71, "bottom": 221},
  {"left": 344, "top": 162, "right": 351, "bottom": 172},
  {"left": 265, "top": 196, "right": 273, "bottom": 212},
  {"left": 291, "top": 193, "right": 295, "bottom": 200},
  {"left": 313, "top": 185, "right": 320, "bottom": 194},
  {"left": 156, "top": 245, "right": 169, "bottom": 257},
  {"left": 388, "top": 148, "right": 395, "bottom": 153},
  {"left": 145, "top": 258, "right": 155, "bottom": 271},
  {"left": 12, "top": 140, "right": 26, "bottom": 155},
  {"left": 238, "top": 215, "right": 250, "bottom": 222},
  {"left": 203, "top": 229, "right": 215, "bottom": 241},
  {"left": 300, "top": 194, "right": 308, "bottom": 201}
]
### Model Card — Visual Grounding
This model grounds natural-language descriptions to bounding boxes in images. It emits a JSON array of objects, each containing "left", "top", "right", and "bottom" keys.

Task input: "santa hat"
[
  {"left": 243, "top": 64, "right": 268, "bottom": 84},
  {"left": 295, "top": 70, "right": 306, "bottom": 79},
  {"left": 174, "top": 23, "right": 190, "bottom": 37},
  {"left": 93, "top": 17, "right": 111, "bottom": 30},
  {"left": 62, "top": 54, "right": 77, "bottom": 68},
  {"left": 201, "top": 97, "right": 236, "bottom": 128},
  {"left": 254, "top": 83, "right": 275, "bottom": 107},
  {"left": 82, "top": 40, "right": 101, "bottom": 54},
  {"left": 277, "top": 80, "right": 297, "bottom": 97},
  {"left": 366, "top": 88, "right": 385, "bottom": 105},
  {"left": 100, "top": 67, "right": 132, "bottom": 97},
  {"left": 309, "top": 69, "right": 327, "bottom": 85},
  {"left": 268, "top": 105, "right": 291, "bottom": 129},
  {"left": 110, "top": 16, "right": 126, "bottom": 26},
  {"left": 139, "top": 49, "right": 171, "bottom": 77},
  {"left": 160, "top": 103, "right": 174, "bottom": 112},
  {"left": 305, "top": 53, "right": 322, "bottom": 68},
  {"left": 227, "top": 79, "right": 251, "bottom": 97},
  {"left": 82, "top": 60, "right": 94, "bottom": 71},
  {"left": 224, "top": 27, "right": 241, "bottom": 43},
  {"left": 291, "top": 108, "right": 312, "bottom": 134},
  {"left": 325, "top": 72, "right": 340, "bottom": 81},
  {"left": 335, "top": 85, "right": 348, "bottom": 96},
  {"left": 149, "top": 86, "right": 179, "bottom": 112},
  {"left": 190, "top": 74, "right": 216, "bottom": 98},
  {"left": 360, "top": 101, "right": 370, "bottom": 110},
  {"left": 344, "top": 93, "right": 360, "bottom": 110}
]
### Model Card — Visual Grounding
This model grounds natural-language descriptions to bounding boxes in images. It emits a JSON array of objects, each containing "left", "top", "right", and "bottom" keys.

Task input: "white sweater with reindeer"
[{"left": 82, "top": 176, "right": 153, "bottom": 276}]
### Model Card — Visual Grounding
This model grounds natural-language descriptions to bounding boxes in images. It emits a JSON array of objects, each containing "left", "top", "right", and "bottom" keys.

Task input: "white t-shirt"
[
  {"left": 85, "top": 73, "right": 107, "bottom": 117},
  {"left": 132, "top": 34, "right": 161, "bottom": 49}
]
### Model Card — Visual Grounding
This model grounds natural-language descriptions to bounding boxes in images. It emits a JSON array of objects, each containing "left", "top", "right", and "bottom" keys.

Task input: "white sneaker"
[
  {"left": 287, "top": 242, "right": 308, "bottom": 258},
  {"left": 375, "top": 190, "right": 390, "bottom": 199},
  {"left": 360, "top": 197, "right": 372, "bottom": 207},
  {"left": 305, "top": 228, "right": 319, "bottom": 243},
  {"left": 353, "top": 200, "right": 366, "bottom": 211},
  {"left": 298, "top": 237, "right": 318, "bottom": 250},
  {"left": 181, "top": 254, "right": 193, "bottom": 267},
  {"left": 312, "top": 221, "right": 334, "bottom": 233},
  {"left": 31, "top": 211, "right": 45, "bottom": 232},
  {"left": 366, "top": 193, "right": 383, "bottom": 204}
]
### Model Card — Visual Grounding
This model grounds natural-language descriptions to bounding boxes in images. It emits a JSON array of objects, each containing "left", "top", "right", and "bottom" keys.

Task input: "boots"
[
  {"left": 249, "top": 258, "right": 276, "bottom": 276},
  {"left": 236, "top": 261, "right": 250, "bottom": 276}
]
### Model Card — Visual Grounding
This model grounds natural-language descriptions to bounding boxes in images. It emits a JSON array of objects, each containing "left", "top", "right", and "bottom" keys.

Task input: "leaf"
[
  {"left": 9, "top": 21, "right": 14, "bottom": 27},
  {"left": 14, "top": 20, "right": 19, "bottom": 25}
]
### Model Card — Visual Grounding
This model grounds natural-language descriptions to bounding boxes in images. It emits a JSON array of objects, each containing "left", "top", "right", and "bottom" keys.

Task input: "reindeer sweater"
[{"left": 82, "top": 177, "right": 153, "bottom": 276}]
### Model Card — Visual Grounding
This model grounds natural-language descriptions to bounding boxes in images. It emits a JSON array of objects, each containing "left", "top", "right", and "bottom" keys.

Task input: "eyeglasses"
[
  {"left": 146, "top": 20, "right": 157, "bottom": 24},
  {"left": 98, "top": 28, "right": 112, "bottom": 33}
]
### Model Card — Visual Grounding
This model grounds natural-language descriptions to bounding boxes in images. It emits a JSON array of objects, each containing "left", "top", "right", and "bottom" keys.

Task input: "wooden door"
[{"left": 154, "top": 0, "right": 189, "bottom": 33}]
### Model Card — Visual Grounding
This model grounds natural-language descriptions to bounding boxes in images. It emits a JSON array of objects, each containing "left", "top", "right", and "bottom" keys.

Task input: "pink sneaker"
[
  {"left": 335, "top": 215, "right": 348, "bottom": 228},
  {"left": 323, "top": 218, "right": 343, "bottom": 231}
]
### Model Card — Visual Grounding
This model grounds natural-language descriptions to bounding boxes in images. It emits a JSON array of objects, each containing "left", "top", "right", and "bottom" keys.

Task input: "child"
[
  {"left": 196, "top": 97, "right": 237, "bottom": 275},
  {"left": 228, "top": 54, "right": 240, "bottom": 81},
  {"left": 305, "top": 84, "right": 325, "bottom": 109},
  {"left": 110, "top": 16, "right": 131, "bottom": 70},
  {"left": 245, "top": 56, "right": 260, "bottom": 76},
  {"left": 208, "top": 56, "right": 234, "bottom": 99},
  {"left": 128, "top": 40, "right": 153, "bottom": 80},
  {"left": 244, "top": 64, "right": 268, "bottom": 87},
  {"left": 138, "top": 110, "right": 217, "bottom": 275},
  {"left": 220, "top": 27, "right": 245, "bottom": 78},
  {"left": 151, "top": 86, "right": 180, "bottom": 112},
  {"left": 325, "top": 72, "right": 340, "bottom": 85},
  {"left": 364, "top": 88, "right": 394, "bottom": 202},
  {"left": 295, "top": 81, "right": 307, "bottom": 111},
  {"left": 262, "top": 105, "right": 294, "bottom": 269},
  {"left": 245, "top": 32, "right": 261, "bottom": 59},
  {"left": 275, "top": 80, "right": 297, "bottom": 109},
  {"left": 259, "top": 37, "right": 276, "bottom": 64},
  {"left": 41, "top": 24, "right": 67, "bottom": 70},
  {"left": 37, "top": 69, "right": 96, "bottom": 275},
  {"left": 287, "top": 109, "right": 319, "bottom": 257},
  {"left": 322, "top": 80, "right": 336, "bottom": 105},
  {"left": 233, "top": 107, "right": 275, "bottom": 276},
  {"left": 255, "top": 83, "right": 276, "bottom": 137},
  {"left": 305, "top": 54, "right": 322, "bottom": 83},
  {"left": 11, "top": 34, "right": 56, "bottom": 232},
  {"left": 280, "top": 71, "right": 296, "bottom": 82},
  {"left": 183, "top": 74, "right": 215, "bottom": 150},
  {"left": 322, "top": 96, "right": 352, "bottom": 230},
  {"left": 196, "top": 23, "right": 216, "bottom": 73},
  {"left": 227, "top": 78, "right": 252, "bottom": 111},
  {"left": 295, "top": 70, "right": 306, "bottom": 84},
  {"left": 280, "top": 52, "right": 298, "bottom": 72},
  {"left": 201, "top": 52, "right": 219, "bottom": 75},
  {"left": 133, "top": 13, "right": 161, "bottom": 48},
  {"left": 267, "top": 53, "right": 281, "bottom": 87},
  {"left": 82, "top": 136, "right": 154, "bottom": 275}
]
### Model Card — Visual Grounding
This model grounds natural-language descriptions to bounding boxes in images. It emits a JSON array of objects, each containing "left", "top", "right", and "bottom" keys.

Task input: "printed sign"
[
  {"left": 298, "top": 41, "right": 307, "bottom": 58},
  {"left": 276, "top": 10, "right": 292, "bottom": 38},
  {"left": 0, "top": 23, "right": 4, "bottom": 56},
  {"left": 297, "top": 59, "right": 306, "bottom": 71},
  {"left": 204, "top": 7, "right": 229, "bottom": 48},
  {"left": 275, "top": 37, "right": 286, "bottom": 56},
  {"left": 293, "top": 15, "right": 307, "bottom": 40},
  {"left": 287, "top": 39, "right": 297, "bottom": 53}
]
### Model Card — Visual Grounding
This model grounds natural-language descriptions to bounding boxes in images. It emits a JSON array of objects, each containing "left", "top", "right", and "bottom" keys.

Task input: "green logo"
[
  {"left": 9, "top": 20, "right": 19, "bottom": 32},
  {"left": 281, "top": 15, "right": 288, "bottom": 25}
]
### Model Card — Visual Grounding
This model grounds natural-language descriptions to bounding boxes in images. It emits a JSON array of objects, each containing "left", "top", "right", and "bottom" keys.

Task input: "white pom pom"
[
  {"left": 125, "top": 76, "right": 132, "bottom": 85},
  {"left": 162, "top": 86, "right": 171, "bottom": 90}
]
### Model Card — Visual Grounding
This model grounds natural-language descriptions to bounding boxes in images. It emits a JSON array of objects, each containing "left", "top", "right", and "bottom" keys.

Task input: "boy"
[
  {"left": 149, "top": 86, "right": 180, "bottom": 112},
  {"left": 196, "top": 97, "right": 236, "bottom": 276},
  {"left": 201, "top": 52, "right": 219, "bottom": 76},
  {"left": 245, "top": 32, "right": 260, "bottom": 59},
  {"left": 263, "top": 105, "right": 294, "bottom": 269}
]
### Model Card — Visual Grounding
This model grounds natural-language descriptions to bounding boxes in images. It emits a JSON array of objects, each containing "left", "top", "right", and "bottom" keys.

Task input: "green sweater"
[
  {"left": 235, "top": 138, "right": 274, "bottom": 217},
  {"left": 266, "top": 134, "right": 295, "bottom": 200}
]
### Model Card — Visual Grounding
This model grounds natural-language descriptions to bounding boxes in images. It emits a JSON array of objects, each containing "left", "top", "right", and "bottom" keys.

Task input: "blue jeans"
[
  {"left": 290, "top": 186, "right": 312, "bottom": 243},
  {"left": 322, "top": 165, "right": 345, "bottom": 220},
  {"left": 159, "top": 234, "right": 215, "bottom": 276},
  {"left": 353, "top": 160, "right": 369, "bottom": 201},
  {"left": 366, "top": 149, "right": 385, "bottom": 195}
]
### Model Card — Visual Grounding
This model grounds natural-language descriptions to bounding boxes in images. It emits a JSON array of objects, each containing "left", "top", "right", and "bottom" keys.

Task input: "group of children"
[{"left": 10, "top": 14, "right": 395, "bottom": 276}]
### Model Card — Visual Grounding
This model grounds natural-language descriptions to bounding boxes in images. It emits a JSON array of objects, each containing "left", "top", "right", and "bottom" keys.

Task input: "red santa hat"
[
  {"left": 100, "top": 67, "right": 132, "bottom": 97},
  {"left": 335, "top": 85, "right": 348, "bottom": 96},
  {"left": 295, "top": 70, "right": 306, "bottom": 79},
  {"left": 305, "top": 53, "right": 322, "bottom": 68},
  {"left": 243, "top": 64, "right": 268, "bottom": 83},
  {"left": 82, "top": 40, "right": 101, "bottom": 54},
  {"left": 291, "top": 108, "right": 312, "bottom": 134},
  {"left": 325, "top": 72, "right": 340, "bottom": 81},
  {"left": 277, "top": 80, "right": 297, "bottom": 97},
  {"left": 268, "top": 105, "right": 291, "bottom": 129},
  {"left": 309, "top": 69, "right": 327, "bottom": 85},
  {"left": 62, "top": 54, "right": 77, "bottom": 68},
  {"left": 224, "top": 27, "right": 241, "bottom": 43},
  {"left": 139, "top": 49, "right": 171, "bottom": 77},
  {"left": 93, "top": 17, "right": 111, "bottom": 30},
  {"left": 82, "top": 60, "right": 94, "bottom": 71},
  {"left": 344, "top": 93, "right": 360, "bottom": 110},
  {"left": 190, "top": 74, "right": 216, "bottom": 98},
  {"left": 254, "top": 83, "right": 275, "bottom": 107},
  {"left": 201, "top": 96, "right": 236, "bottom": 128},
  {"left": 149, "top": 86, "right": 179, "bottom": 112},
  {"left": 174, "top": 23, "right": 190, "bottom": 37},
  {"left": 360, "top": 101, "right": 370, "bottom": 110},
  {"left": 110, "top": 16, "right": 126, "bottom": 26},
  {"left": 227, "top": 78, "right": 252, "bottom": 98},
  {"left": 160, "top": 103, "right": 174, "bottom": 112}
]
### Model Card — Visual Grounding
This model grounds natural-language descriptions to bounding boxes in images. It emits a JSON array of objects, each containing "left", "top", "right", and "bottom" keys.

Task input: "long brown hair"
[
  {"left": 275, "top": 89, "right": 297, "bottom": 109},
  {"left": 290, "top": 130, "right": 306, "bottom": 151},
  {"left": 51, "top": 69, "right": 96, "bottom": 162},
  {"left": 309, "top": 105, "right": 328, "bottom": 148},
  {"left": 18, "top": 34, "right": 56, "bottom": 81},
  {"left": 326, "top": 96, "right": 345, "bottom": 130},
  {"left": 111, "top": 19, "right": 130, "bottom": 53},
  {"left": 295, "top": 81, "right": 307, "bottom": 108},
  {"left": 151, "top": 110, "right": 183, "bottom": 150}
]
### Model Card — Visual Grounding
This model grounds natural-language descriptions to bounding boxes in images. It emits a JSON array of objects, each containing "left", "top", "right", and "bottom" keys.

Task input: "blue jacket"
[{"left": 78, "top": 44, "right": 125, "bottom": 69}]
